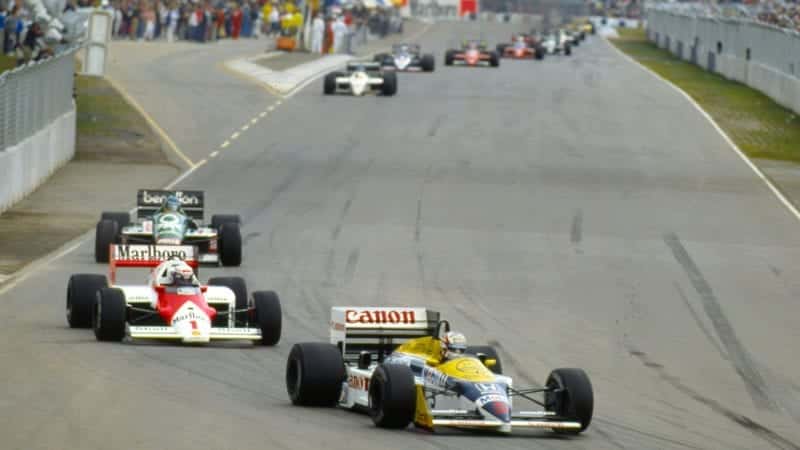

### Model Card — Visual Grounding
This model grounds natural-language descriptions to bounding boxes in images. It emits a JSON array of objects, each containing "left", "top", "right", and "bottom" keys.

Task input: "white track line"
[{"left": 605, "top": 37, "right": 800, "bottom": 223}]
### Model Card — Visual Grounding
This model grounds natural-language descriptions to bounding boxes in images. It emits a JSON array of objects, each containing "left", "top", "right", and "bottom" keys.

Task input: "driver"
[
  {"left": 159, "top": 195, "right": 185, "bottom": 215},
  {"left": 156, "top": 259, "right": 199, "bottom": 288},
  {"left": 441, "top": 331, "right": 468, "bottom": 361}
]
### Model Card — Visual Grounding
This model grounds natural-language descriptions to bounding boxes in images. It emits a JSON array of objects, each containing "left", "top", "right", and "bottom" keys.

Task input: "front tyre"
[
  {"left": 286, "top": 343, "right": 345, "bottom": 406},
  {"left": 93, "top": 288, "right": 127, "bottom": 342},
  {"left": 323, "top": 72, "right": 338, "bottom": 95},
  {"left": 545, "top": 368, "right": 594, "bottom": 434},
  {"left": 253, "top": 291, "right": 281, "bottom": 345},
  {"left": 67, "top": 274, "right": 108, "bottom": 328},
  {"left": 489, "top": 51, "right": 500, "bottom": 67},
  {"left": 381, "top": 72, "right": 397, "bottom": 96},
  {"left": 369, "top": 364, "right": 416, "bottom": 429},
  {"left": 420, "top": 54, "right": 435, "bottom": 72},
  {"left": 218, "top": 222, "right": 242, "bottom": 266}
]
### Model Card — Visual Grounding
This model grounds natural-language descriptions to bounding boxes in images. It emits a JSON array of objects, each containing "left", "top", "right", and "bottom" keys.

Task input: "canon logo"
[{"left": 345, "top": 309, "right": 416, "bottom": 324}]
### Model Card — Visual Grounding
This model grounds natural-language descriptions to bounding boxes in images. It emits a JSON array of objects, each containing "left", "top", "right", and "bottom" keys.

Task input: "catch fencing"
[
  {"left": 646, "top": 7, "right": 800, "bottom": 114},
  {"left": 0, "top": 47, "right": 79, "bottom": 214}
]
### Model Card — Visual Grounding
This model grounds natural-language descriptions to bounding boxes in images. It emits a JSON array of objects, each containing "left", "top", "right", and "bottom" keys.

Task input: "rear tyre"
[
  {"left": 496, "top": 44, "right": 507, "bottom": 55},
  {"left": 373, "top": 53, "right": 387, "bottom": 63},
  {"left": 253, "top": 291, "right": 281, "bottom": 345},
  {"left": 286, "top": 342, "right": 346, "bottom": 406},
  {"left": 211, "top": 214, "right": 240, "bottom": 231},
  {"left": 444, "top": 50, "right": 454, "bottom": 66},
  {"left": 420, "top": 54, "right": 435, "bottom": 72},
  {"left": 381, "top": 72, "right": 397, "bottom": 96},
  {"left": 94, "top": 219, "right": 119, "bottom": 263},
  {"left": 489, "top": 51, "right": 500, "bottom": 67},
  {"left": 466, "top": 345, "right": 503, "bottom": 374},
  {"left": 565, "top": 44, "right": 572, "bottom": 56},
  {"left": 101, "top": 212, "right": 130, "bottom": 229},
  {"left": 323, "top": 72, "right": 339, "bottom": 95},
  {"left": 218, "top": 222, "right": 242, "bottom": 266},
  {"left": 93, "top": 288, "right": 127, "bottom": 342},
  {"left": 369, "top": 364, "right": 416, "bottom": 429},
  {"left": 208, "top": 276, "right": 248, "bottom": 325},
  {"left": 545, "top": 368, "right": 594, "bottom": 434},
  {"left": 535, "top": 47, "right": 545, "bottom": 60},
  {"left": 67, "top": 274, "right": 108, "bottom": 328}
]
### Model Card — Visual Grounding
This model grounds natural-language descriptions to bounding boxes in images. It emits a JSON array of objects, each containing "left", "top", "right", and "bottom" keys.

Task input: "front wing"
[{"left": 129, "top": 325, "right": 262, "bottom": 341}]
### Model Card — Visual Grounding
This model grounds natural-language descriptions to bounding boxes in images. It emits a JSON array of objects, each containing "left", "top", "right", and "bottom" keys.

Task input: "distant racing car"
[
  {"left": 94, "top": 189, "right": 242, "bottom": 266},
  {"left": 444, "top": 40, "right": 499, "bottom": 67},
  {"left": 67, "top": 244, "right": 281, "bottom": 344},
  {"left": 286, "top": 306, "right": 594, "bottom": 435},
  {"left": 496, "top": 35, "right": 544, "bottom": 60},
  {"left": 541, "top": 32, "right": 572, "bottom": 56},
  {"left": 374, "top": 44, "right": 435, "bottom": 72},
  {"left": 323, "top": 62, "right": 398, "bottom": 96}
]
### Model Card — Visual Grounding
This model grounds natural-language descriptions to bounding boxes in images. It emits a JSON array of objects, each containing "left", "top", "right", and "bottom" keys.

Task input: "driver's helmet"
[
  {"left": 162, "top": 195, "right": 181, "bottom": 213},
  {"left": 155, "top": 259, "right": 198, "bottom": 287},
  {"left": 441, "top": 331, "right": 468, "bottom": 360}
]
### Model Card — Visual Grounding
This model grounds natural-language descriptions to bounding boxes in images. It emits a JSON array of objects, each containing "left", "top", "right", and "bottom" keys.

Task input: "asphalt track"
[{"left": 2, "top": 21, "right": 800, "bottom": 450}]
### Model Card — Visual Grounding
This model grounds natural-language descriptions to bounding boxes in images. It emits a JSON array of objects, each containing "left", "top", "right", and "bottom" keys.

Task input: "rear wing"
[
  {"left": 330, "top": 307, "right": 440, "bottom": 363},
  {"left": 109, "top": 244, "right": 198, "bottom": 283},
  {"left": 346, "top": 61, "right": 382, "bottom": 72},
  {"left": 136, "top": 189, "right": 204, "bottom": 221}
]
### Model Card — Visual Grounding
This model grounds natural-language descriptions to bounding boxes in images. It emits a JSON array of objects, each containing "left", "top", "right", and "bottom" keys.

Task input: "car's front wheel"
[
  {"left": 369, "top": 364, "right": 416, "bottom": 429},
  {"left": 253, "top": 291, "right": 281, "bottom": 345},
  {"left": 545, "top": 368, "right": 594, "bottom": 434},
  {"left": 93, "top": 288, "right": 127, "bottom": 342}
]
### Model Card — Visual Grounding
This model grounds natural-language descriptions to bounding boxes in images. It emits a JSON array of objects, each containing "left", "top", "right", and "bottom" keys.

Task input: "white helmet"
[
  {"left": 155, "top": 259, "right": 198, "bottom": 287},
  {"left": 442, "top": 331, "right": 468, "bottom": 360}
]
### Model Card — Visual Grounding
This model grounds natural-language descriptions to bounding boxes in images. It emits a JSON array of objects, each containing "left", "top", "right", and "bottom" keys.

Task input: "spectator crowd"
[{"left": 653, "top": 0, "right": 800, "bottom": 33}]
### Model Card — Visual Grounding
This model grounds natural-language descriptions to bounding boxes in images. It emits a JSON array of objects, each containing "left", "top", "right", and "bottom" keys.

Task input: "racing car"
[
  {"left": 541, "top": 32, "right": 572, "bottom": 56},
  {"left": 496, "top": 35, "right": 544, "bottom": 60},
  {"left": 374, "top": 44, "right": 435, "bottom": 72},
  {"left": 67, "top": 244, "right": 281, "bottom": 344},
  {"left": 444, "top": 40, "right": 499, "bottom": 67},
  {"left": 94, "top": 189, "right": 242, "bottom": 266},
  {"left": 323, "top": 62, "right": 397, "bottom": 96},
  {"left": 285, "top": 306, "right": 593, "bottom": 435}
]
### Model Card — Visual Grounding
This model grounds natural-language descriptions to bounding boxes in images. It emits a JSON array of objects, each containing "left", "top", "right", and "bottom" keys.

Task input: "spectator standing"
[
  {"left": 269, "top": 3, "right": 279, "bottom": 36},
  {"left": 142, "top": 1, "right": 156, "bottom": 40},
  {"left": 166, "top": 1, "right": 178, "bottom": 41},
  {"left": 0, "top": 4, "right": 6, "bottom": 56},
  {"left": 187, "top": 3, "right": 199, "bottom": 40},
  {"left": 332, "top": 14, "right": 346, "bottom": 53},
  {"left": 231, "top": 3, "right": 242, "bottom": 39},
  {"left": 311, "top": 12, "right": 323, "bottom": 53},
  {"left": 241, "top": 1, "right": 251, "bottom": 37}
]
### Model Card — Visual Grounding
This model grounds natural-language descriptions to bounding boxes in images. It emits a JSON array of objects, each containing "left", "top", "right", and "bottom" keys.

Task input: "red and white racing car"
[
  {"left": 66, "top": 244, "right": 281, "bottom": 344},
  {"left": 444, "top": 40, "right": 499, "bottom": 67}
]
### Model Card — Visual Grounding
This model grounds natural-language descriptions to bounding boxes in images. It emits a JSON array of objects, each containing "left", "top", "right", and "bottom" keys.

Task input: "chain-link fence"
[{"left": 0, "top": 46, "right": 80, "bottom": 152}]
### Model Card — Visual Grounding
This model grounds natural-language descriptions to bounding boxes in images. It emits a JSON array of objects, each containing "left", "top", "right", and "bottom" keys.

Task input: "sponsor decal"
[
  {"left": 476, "top": 394, "right": 508, "bottom": 407},
  {"left": 476, "top": 383, "right": 505, "bottom": 395},
  {"left": 345, "top": 309, "right": 416, "bottom": 324},
  {"left": 455, "top": 359, "right": 483, "bottom": 375},
  {"left": 348, "top": 374, "right": 370, "bottom": 391},
  {"left": 140, "top": 190, "right": 202, "bottom": 206},
  {"left": 114, "top": 245, "right": 196, "bottom": 261},
  {"left": 171, "top": 310, "right": 208, "bottom": 325},
  {"left": 142, "top": 220, "right": 153, "bottom": 233},
  {"left": 177, "top": 287, "right": 195, "bottom": 296},
  {"left": 331, "top": 321, "right": 345, "bottom": 331},
  {"left": 422, "top": 367, "right": 449, "bottom": 387}
]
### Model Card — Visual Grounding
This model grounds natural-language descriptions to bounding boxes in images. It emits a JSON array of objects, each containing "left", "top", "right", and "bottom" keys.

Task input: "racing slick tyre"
[
  {"left": 545, "top": 368, "right": 594, "bottom": 434},
  {"left": 466, "top": 345, "right": 503, "bottom": 374},
  {"left": 253, "top": 290, "right": 281, "bottom": 346},
  {"left": 208, "top": 276, "right": 248, "bottom": 325},
  {"left": 444, "top": 50, "right": 454, "bottom": 66},
  {"left": 565, "top": 44, "right": 572, "bottom": 56},
  {"left": 94, "top": 219, "right": 119, "bottom": 263},
  {"left": 218, "top": 222, "right": 242, "bottom": 266},
  {"left": 381, "top": 72, "right": 397, "bottom": 96},
  {"left": 373, "top": 53, "right": 387, "bottom": 63},
  {"left": 323, "top": 72, "right": 340, "bottom": 95},
  {"left": 421, "top": 54, "right": 435, "bottom": 72},
  {"left": 535, "top": 46, "right": 545, "bottom": 60},
  {"left": 101, "top": 211, "right": 130, "bottom": 229},
  {"left": 211, "top": 214, "right": 241, "bottom": 231},
  {"left": 369, "top": 364, "right": 416, "bottom": 429},
  {"left": 286, "top": 342, "right": 346, "bottom": 406},
  {"left": 489, "top": 51, "right": 500, "bottom": 67},
  {"left": 93, "top": 288, "right": 127, "bottom": 342},
  {"left": 67, "top": 274, "right": 108, "bottom": 328},
  {"left": 496, "top": 44, "right": 507, "bottom": 55}
]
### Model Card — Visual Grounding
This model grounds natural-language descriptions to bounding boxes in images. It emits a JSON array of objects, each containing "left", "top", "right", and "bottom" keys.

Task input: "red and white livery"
[{"left": 66, "top": 244, "right": 281, "bottom": 345}]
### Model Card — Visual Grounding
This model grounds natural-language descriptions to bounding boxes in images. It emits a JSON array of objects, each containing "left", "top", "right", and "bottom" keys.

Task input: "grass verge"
[
  {"left": 609, "top": 28, "right": 800, "bottom": 164},
  {"left": 0, "top": 54, "right": 17, "bottom": 74}
]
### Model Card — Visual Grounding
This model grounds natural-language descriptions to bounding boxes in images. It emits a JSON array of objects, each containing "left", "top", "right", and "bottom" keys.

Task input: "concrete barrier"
[
  {"left": 0, "top": 108, "right": 76, "bottom": 214},
  {"left": 646, "top": 8, "right": 800, "bottom": 114}
]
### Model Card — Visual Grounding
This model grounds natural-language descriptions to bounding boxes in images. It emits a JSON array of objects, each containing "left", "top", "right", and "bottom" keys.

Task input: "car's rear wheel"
[
  {"left": 208, "top": 276, "right": 248, "bottom": 325},
  {"left": 466, "top": 345, "right": 503, "bottom": 374},
  {"left": 373, "top": 53, "right": 387, "bottom": 63},
  {"left": 381, "top": 72, "right": 397, "bottom": 96},
  {"left": 253, "top": 291, "right": 281, "bottom": 345},
  {"left": 369, "top": 364, "right": 416, "bottom": 429},
  {"left": 496, "top": 44, "right": 507, "bottom": 55},
  {"left": 323, "top": 72, "right": 340, "bottom": 95},
  {"left": 94, "top": 219, "right": 119, "bottom": 263},
  {"left": 286, "top": 342, "right": 345, "bottom": 406},
  {"left": 565, "top": 44, "right": 572, "bottom": 56},
  {"left": 535, "top": 46, "right": 545, "bottom": 60},
  {"left": 445, "top": 50, "right": 454, "bottom": 66},
  {"left": 218, "top": 222, "right": 242, "bottom": 266},
  {"left": 67, "top": 274, "right": 108, "bottom": 328},
  {"left": 545, "top": 368, "right": 594, "bottom": 434},
  {"left": 93, "top": 288, "right": 127, "bottom": 342},
  {"left": 101, "top": 211, "right": 130, "bottom": 229},
  {"left": 489, "top": 51, "right": 500, "bottom": 67},
  {"left": 420, "top": 54, "right": 435, "bottom": 72}
]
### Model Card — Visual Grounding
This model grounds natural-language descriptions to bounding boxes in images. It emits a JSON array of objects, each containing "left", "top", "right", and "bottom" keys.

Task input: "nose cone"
[
  {"left": 482, "top": 401, "right": 511, "bottom": 423},
  {"left": 171, "top": 303, "right": 211, "bottom": 343}
]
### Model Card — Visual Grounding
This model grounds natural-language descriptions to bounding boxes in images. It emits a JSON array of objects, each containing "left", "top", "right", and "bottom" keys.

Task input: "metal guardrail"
[{"left": 0, "top": 45, "right": 81, "bottom": 152}]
